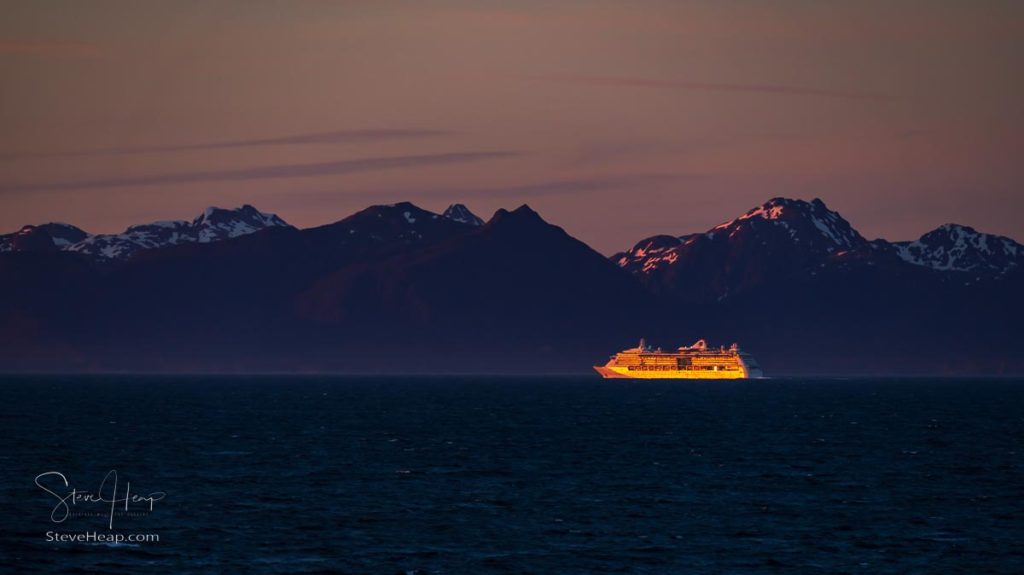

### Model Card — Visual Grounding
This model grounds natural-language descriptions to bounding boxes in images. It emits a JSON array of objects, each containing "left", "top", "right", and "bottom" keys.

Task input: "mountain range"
[
  {"left": 613, "top": 197, "right": 1022, "bottom": 301},
  {"left": 1, "top": 198, "right": 1021, "bottom": 375},
  {"left": 0, "top": 204, "right": 291, "bottom": 260}
]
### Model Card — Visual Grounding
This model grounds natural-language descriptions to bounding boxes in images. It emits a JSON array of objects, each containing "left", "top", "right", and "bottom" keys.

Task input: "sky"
[{"left": 1, "top": 0, "right": 1022, "bottom": 254}]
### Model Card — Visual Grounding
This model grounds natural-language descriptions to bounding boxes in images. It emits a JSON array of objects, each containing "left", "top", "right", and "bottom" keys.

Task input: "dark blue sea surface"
[{"left": 1, "top": 376, "right": 1022, "bottom": 573}]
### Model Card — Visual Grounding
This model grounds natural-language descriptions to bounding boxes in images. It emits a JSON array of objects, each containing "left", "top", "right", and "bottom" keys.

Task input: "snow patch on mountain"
[
  {"left": 318, "top": 201, "right": 479, "bottom": 250},
  {"left": 713, "top": 203, "right": 785, "bottom": 228},
  {"left": 442, "top": 204, "right": 484, "bottom": 226},
  {"left": 613, "top": 234, "right": 690, "bottom": 274}
]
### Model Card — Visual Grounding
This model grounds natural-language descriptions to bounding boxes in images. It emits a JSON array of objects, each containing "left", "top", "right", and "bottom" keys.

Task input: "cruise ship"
[{"left": 594, "top": 339, "right": 764, "bottom": 379}]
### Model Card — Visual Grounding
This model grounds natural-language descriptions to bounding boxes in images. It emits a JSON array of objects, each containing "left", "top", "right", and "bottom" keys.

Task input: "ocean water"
[{"left": 1, "top": 376, "right": 1022, "bottom": 574}]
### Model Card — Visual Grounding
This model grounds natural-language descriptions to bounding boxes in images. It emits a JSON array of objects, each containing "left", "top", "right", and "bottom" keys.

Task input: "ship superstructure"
[{"left": 594, "top": 339, "right": 763, "bottom": 379}]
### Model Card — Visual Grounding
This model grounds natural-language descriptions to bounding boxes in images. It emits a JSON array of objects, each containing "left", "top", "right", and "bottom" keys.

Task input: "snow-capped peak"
[
  {"left": 893, "top": 224, "right": 1022, "bottom": 273},
  {"left": 0, "top": 222, "right": 90, "bottom": 252},
  {"left": 614, "top": 197, "right": 869, "bottom": 278},
  {"left": 190, "top": 204, "right": 290, "bottom": 243},
  {"left": 442, "top": 203, "right": 484, "bottom": 226},
  {"left": 64, "top": 205, "right": 292, "bottom": 260},
  {"left": 710, "top": 197, "right": 864, "bottom": 252}
]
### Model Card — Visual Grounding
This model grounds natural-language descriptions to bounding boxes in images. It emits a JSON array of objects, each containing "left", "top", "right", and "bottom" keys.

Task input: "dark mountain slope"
[
  {"left": 686, "top": 258, "right": 1024, "bottom": 375},
  {"left": 0, "top": 223, "right": 89, "bottom": 253},
  {"left": 0, "top": 251, "right": 101, "bottom": 369},
  {"left": 295, "top": 205, "right": 656, "bottom": 372},
  {"left": 615, "top": 198, "right": 868, "bottom": 301}
]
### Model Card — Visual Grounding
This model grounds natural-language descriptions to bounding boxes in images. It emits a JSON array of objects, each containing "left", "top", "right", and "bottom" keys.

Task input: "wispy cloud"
[
  {"left": 303, "top": 173, "right": 696, "bottom": 201},
  {"left": 1, "top": 129, "right": 456, "bottom": 160},
  {"left": 0, "top": 151, "right": 521, "bottom": 194},
  {"left": 0, "top": 39, "right": 101, "bottom": 58},
  {"left": 450, "top": 173, "right": 695, "bottom": 198},
  {"left": 546, "top": 75, "right": 891, "bottom": 101}
]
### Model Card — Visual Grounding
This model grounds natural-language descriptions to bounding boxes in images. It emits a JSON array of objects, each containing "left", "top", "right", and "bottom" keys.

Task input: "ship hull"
[{"left": 593, "top": 365, "right": 751, "bottom": 379}]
